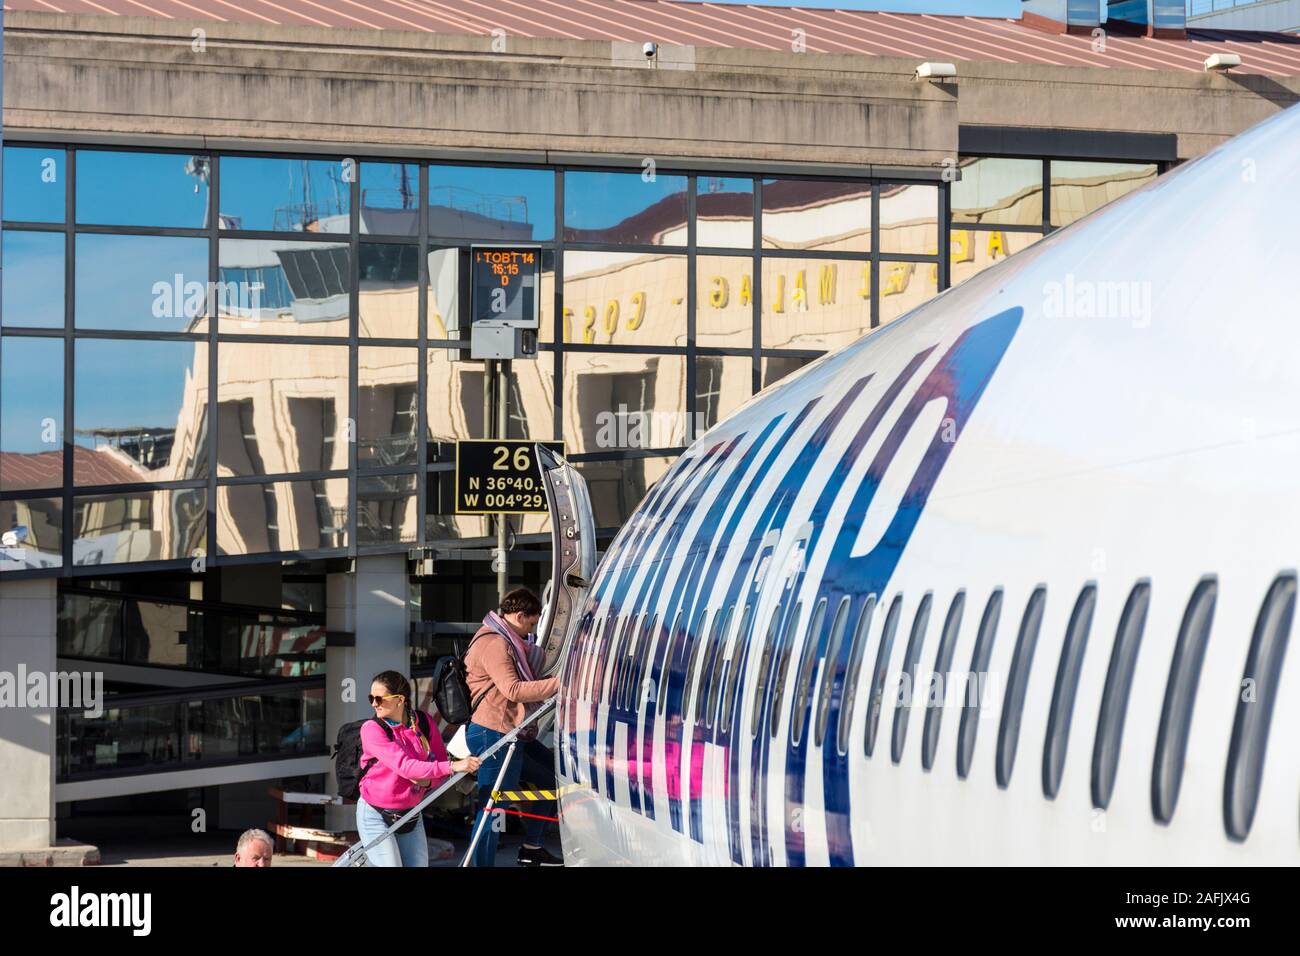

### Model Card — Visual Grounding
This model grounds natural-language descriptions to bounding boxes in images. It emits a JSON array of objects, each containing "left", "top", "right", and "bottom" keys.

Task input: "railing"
[{"left": 57, "top": 677, "right": 327, "bottom": 782}]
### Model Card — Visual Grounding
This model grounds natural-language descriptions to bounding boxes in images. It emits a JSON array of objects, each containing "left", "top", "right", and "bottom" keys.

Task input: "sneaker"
[{"left": 517, "top": 845, "right": 564, "bottom": 867}]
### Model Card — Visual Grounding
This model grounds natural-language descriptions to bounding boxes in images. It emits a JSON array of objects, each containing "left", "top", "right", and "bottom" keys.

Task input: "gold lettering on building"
[
  {"left": 603, "top": 299, "right": 619, "bottom": 336},
  {"left": 883, "top": 262, "right": 915, "bottom": 296},
  {"left": 739, "top": 274, "right": 752, "bottom": 306},
  {"left": 818, "top": 264, "right": 836, "bottom": 306},
  {"left": 792, "top": 269, "right": 807, "bottom": 310},
  {"left": 582, "top": 305, "right": 596, "bottom": 344},
  {"left": 858, "top": 265, "right": 871, "bottom": 299},
  {"left": 627, "top": 292, "right": 646, "bottom": 330},
  {"left": 774, "top": 274, "right": 785, "bottom": 313},
  {"left": 710, "top": 276, "right": 729, "bottom": 309},
  {"left": 988, "top": 231, "right": 1006, "bottom": 259}
]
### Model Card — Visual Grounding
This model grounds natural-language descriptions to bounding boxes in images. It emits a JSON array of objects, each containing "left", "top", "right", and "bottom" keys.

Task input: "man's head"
[
  {"left": 500, "top": 587, "right": 542, "bottom": 638},
  {"left": 234, "top": 828, "right": 274, "bottom": 867}
]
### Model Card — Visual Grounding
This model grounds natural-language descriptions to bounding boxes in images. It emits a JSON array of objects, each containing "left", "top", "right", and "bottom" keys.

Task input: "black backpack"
[
  {"left": 430, "top": 635, "right": 488, "bottom": 725},
  {"left": 332, "top": 711, "right": 433, "bottom": 802}
]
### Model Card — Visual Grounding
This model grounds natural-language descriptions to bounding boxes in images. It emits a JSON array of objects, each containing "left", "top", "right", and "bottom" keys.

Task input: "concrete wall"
[{"left": 0, "top": 577, "right": 57, "bottom": 849}]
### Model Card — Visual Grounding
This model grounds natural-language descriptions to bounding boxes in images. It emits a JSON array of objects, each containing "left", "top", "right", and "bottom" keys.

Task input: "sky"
[{"left": 707, "top": 0, "right": 1023, "bottom": 14}]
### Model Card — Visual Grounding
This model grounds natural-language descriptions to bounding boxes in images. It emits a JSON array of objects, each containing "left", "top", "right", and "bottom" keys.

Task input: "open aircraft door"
[{"left": 535, "top": 444, "right": 598, "bottom": 678}]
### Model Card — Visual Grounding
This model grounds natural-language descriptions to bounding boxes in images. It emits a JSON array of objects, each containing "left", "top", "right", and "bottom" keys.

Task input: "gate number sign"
[{"left": 455, "top": 440, "right": 565, "bottom": 514}]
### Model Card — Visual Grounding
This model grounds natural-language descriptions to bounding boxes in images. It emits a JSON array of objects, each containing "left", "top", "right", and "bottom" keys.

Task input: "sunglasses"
[{"left": 368, "top": 693, "right": 403, "bottom": 706}]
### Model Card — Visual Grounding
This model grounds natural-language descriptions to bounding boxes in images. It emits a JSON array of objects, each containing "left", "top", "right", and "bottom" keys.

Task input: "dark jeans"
[{"left": 464, "top": 722, "right": 556, "bottom": 867}]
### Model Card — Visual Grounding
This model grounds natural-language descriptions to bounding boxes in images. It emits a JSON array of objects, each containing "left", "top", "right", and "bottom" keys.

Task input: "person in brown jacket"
[{"left": 463, "top": 587, "right": 563, "bottom": 866}]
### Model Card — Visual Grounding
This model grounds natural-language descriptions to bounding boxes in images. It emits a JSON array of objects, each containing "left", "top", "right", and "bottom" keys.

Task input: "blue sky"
[{"left": 709, "top": 0, "right": 1022, "bottom": 14}]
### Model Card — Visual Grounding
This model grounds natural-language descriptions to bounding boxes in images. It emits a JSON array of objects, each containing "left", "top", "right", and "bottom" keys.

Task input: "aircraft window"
[
  {"left": 750, "top": 604, "right": 783, "bottom": 738},
  {"left": 1224, "top": 573, "right": 1295, "bottom": 841},
  {"left": 890, "top": 593, "right": 933, "bottom": 764},
  {"left": 815, "top": 597, "right": 854, "bottom": 749},
  {"left": 996, "top": 586, "right": 1047, "bottom": 788},
  {"left": 837, "top": 596, "right": 877, "bottom": 756},
  {"left": 791, "top": 598, "right": 829, "bottom": 747},
  {"left": 695, "top": 609, "right": 724, "bottom": 723},
  {"left": 770, "top": 602, "right": 804, "bottom": 739},
  {"left": 1090, "top": 580, "right": 1151, "bottom": 809},
  {"left": 655, "top": 610, "right": 682, "bottom": 710},
  {"left": 1042, "top": 584, "right": 1097, "bottom": 799},
  {"left": 1151, "top": 578, "right": 1216, "bottom": 824},
  {"left": 633, "top": 613, "right": 660, "bottom": 711},
  {"left": 957, "top": 589, "right": 1003, "bottom": 780},
  {"left": 921, "top": 591, "right": 966, "bottom": 771},
  {"left": 720, "top": 604, "right": 753, "bottom": 734},
  {"left": 705, "top": 605, "right": 735, "bottom": 730},
  {"left": 683, "top": 610, "right": 711, "bottom": 724},
  {"left": 865, "top": 595, "right": 904, "bottom": 758}
]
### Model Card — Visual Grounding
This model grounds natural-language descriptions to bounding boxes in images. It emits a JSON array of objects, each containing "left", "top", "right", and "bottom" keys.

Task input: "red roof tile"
[{"left": 6, "top": 0, "right": 1300, "bottom": 76}]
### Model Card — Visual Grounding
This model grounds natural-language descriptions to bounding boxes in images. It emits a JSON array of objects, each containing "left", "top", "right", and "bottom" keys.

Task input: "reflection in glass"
[
  {"left": 574, "top": 455, "right": 674, "bottom": 528},
  {"left": 360, "top": 243, "right": 418, "bottom": 338},
  {"left": 76, "top": 234, "right": 209, "bottom": 333},
  {"left": 562, "top": 251, "right": 686, "bottom": 347},
  {"left": 77, "top": 151, "right": 210, "bottom": 228},
  {"left": 761, "top": 354, "right": 818, "bottom": 390},
  {"left": 217, "top": 239, "right": 350, "bottom": 336},
  {"left": 217, "top": 477, "right": 348, "bottom": 555},
  {"left": 879, "top": 258, "right": 941, "bottom": 328},
  {"left": 952, "top": 157, "right": 1042, "bottom": 227},
  {"left": 949, "top": 229, "right": 1041, "bottom": 289},
  {"left": 429, "top": 165, "right": 554, "bottom": 241},
  {"left": 425, "top": 468, "right": 489, "bottom": 542},
  {"left": 563, "top": 352, "right": 686, "bottom": 454},
  {"left": 191, "top": 687, "right": 325, "bottom": 762},
  {"left": 426, "top": 246, "right": 461, "bottom": 340},
  {"left": 58, "top": 591, "right": 124, "bottom": 661},
  {"left": 59, "top": 703, "right": 182, "bottom": 779},
  {"left": 217, "top": 342, "right": 347, "bottom": 477},
  {"left": 361, "top": 162, "right": 419, "bottom": 236},
  {"left": 74, "top": 339, "right": 209, "bottom": 485},
  {"left": 697, "top": 176, "right": 754, "bottom": 248},
  {"left": 358, "top": 473, "right": 418, "bottom": 545},
  {"left": 0, "top": 496, "right": 63, "bottom": 571},
  {"left": 761, "top": 179, "right": 870, "bottom": 252},
  {"left": 878, "top": 183, "right": 939, "bottom": 255},
  {"left": 564, "top": 171, "right": 687, "bottom": 245},
  {"left": 697, "top": 355, "right": 752, "bottom": 432},
  {"left": 696, "top": 255, "right": 753, "bottom": 349},
  {"left": 72, "top": 488, "right": 207, "bottom": 566},
  {"left": 2, "top": 231, "right": 64, "bottom": 327},
  {"left": 1050, "top": 160, "right": 1157, "bottom": 228},
  {"left": 3, "top": 147, "right": 65, "bottom": 222},
  {"left": 425, "top": 350, "right": 553, "bottom": 466},
  {"left": 1, "top": 336, "right": 63, "bottom": 491},
  {"left": 219, "top": 156, "right": 350, "bottom": 233},
  {"left": 359, "top": 347, "right": 419, "bottom": 468},
  {"left": 760, "top": 257, "right": 870, "bottom": 351}
]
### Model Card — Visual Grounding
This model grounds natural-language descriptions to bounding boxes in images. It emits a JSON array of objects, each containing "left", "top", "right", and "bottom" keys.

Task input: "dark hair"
[
  {"left": 501, "top": 587, "right": 542, "bottom": 617},
  {"left": 371, "top": 670, "right": 416, "bottom": 729}
]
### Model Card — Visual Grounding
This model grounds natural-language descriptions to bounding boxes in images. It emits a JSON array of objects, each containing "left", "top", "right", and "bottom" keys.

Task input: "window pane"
[
  {"left": 697, "top": 255, "right": 753, "bottom": 349},
  {"left": 359, "top": 346, "right": 419, "bottom": 468},
  {"left": 358, "top": 473, "right": 418, "bottom": 545},
  {"left": 761, "top": 257, "right": 870, "bottom": 351},
  {"left": 574, "top": 455, "right": 674, "bottom": 528},
  {"left": 760, "top": 354, "right": 817, "bottom": 390},
  {"left": 426, "top": 346, "right": 482, "bottom": 466},
  {"left": 429, "top": 165, "right": 554, "bottom": 241},
  {"left": 216, "top": 342, "right": 347, "bottom": 477},
  {"left": 697, "top": 176, "right": 753, "bottom": 248},
  {"left": 1, "top": 336, "right": 64, "bottom": 491},
  {"left": 761, "top": 179, "right": 870, "bottom": 253},
  {"left": 74, "top": 339, "right": 209, "bottom": 485},
  {"left": 879, "top": 259, "right": 941, "bottom": 328},
  {"left": 1050, "top": 160, "right": 1157, "bottom": 228},
  {"left": 359, "top": 243, "right": 418, "bottom": 339},
  {"left": 75, "top": 235, "right": 209, "bottom": 333},
  {"left": 361, "top": 162, "right": 419, "bottom": 237},
  {"left": 696, "top": 356, "right": 751, "bottom": 432},
  {"left": 0, "top": 496, "right": 63, "bottom": 571},
  {"left": 878, "top": 183, "right": 938, "bottom": 256},
  {"left": 564, "top": 171, "right": 687, "bottom": 246},
  {"left": 3, "top": 231, "right": 64, "bottom": 328},
  {"left": 216, "top": 477, "right": 348, "bottom": 555},
  {"left": 424, "top": 468, "right": 489, "bottom": 542},
  {"left": 952, "top": 157, "right": 1042, "bottom": 227},
  {"left": 563, "top": 352, "right": 686, "bottom": 454},
  {"left": 949, "top": 229, "right": 1040, "bottom": 290},
  {"left": 425, "top": 245, "right": 461, "bottom": 341},
  {"left": 3, "top": 147, "right": 65, "bottom": 222},
  {"left": 72, "top": 488, "right": 207, "bottom": 566},
  {"left": 562, "top": 251, "right": 686, "bottom": 347},
  {"left": 217, "top": 238, "right": 349, "bottom": 337},
  {"left": 219, "top": 156, "right": 350, "bottom": 233},
  {"left": 77, "top": 151, "right": 209, "bottom": 228}
]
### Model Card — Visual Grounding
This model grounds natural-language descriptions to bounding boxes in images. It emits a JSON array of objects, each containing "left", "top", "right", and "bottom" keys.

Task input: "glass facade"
[{"left": 0, "top": 143, "right": 1159, "bottom": 577}]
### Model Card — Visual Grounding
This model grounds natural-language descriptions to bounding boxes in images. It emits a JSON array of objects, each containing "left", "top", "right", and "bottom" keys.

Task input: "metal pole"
[
  {"left": 460, "top": 740, "right": 517, "bottom": 867},
  {"left": 496, "top": 358, "right": 510, "bottom": 602}
]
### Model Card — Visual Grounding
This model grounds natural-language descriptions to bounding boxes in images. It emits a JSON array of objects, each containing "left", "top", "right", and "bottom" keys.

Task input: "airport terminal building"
[{"left": 1, "top": 0, "right": 1298, "bottom": 856}]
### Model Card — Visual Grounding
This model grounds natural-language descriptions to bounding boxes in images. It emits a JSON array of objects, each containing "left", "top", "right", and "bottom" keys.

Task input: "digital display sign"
[{"left": 471, "top": 246, "right": 539, "bottom": 327}]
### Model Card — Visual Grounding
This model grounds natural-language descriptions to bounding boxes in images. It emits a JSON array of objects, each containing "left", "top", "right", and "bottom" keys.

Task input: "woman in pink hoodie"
[{"left": 356, "top": 670, "right": 481, "bottom": 867}]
